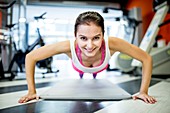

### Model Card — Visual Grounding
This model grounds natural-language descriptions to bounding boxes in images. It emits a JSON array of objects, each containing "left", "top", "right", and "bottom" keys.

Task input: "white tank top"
[{"left": 70, "top": 38, "right": 111, "bottom": 73}]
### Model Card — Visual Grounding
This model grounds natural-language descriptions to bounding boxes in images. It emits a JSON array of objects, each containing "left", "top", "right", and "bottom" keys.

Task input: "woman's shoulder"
[
  {"left": 108, "top": 36, "right": 121, "bottom": 41},
  {"left": 107, "top": 37, "right": 125, "bottom": 53},
  {"left": 108, "top": 36, "right": 126, "bottom": 45},
  {"left": 57, "top": 39, "right": 72, "bottom": 58},
  {"left": 65, "top": 39, "right": 76, "bottom": 58},
  {"left": 108, "top": 36, "right": 119, "bottom": 45},
  {"left": 56, "top": 39, "right": 71, "bottom": 47}
]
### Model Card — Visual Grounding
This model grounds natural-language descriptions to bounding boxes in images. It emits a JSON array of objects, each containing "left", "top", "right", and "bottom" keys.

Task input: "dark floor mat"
[{"left": 117, "top": 78, "right": 161, "bottom": 94}]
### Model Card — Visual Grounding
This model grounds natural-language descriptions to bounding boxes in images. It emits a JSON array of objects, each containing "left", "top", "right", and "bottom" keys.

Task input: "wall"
[{"left": 126, "top": 0, "right": 170, "bottom": 44}]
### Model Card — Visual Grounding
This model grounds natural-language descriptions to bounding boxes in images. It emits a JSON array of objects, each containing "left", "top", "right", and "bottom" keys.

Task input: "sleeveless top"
[{"left": 70, "top": 38, "right": 111, "bottom": 74}]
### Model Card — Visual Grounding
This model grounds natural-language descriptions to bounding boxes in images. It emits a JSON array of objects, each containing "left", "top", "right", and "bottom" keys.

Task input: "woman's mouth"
[
  {"left": 86, "top": 49, "right": 93, "bottom": 52},
  {"left": 85, "top": 48, "right": 96, "bottom": 52}
]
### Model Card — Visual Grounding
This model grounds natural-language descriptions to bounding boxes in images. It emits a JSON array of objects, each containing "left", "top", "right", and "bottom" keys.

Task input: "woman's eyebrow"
[
  {"left": 78, "top": 33, "right": 101, "bottom": 37},
  {"left": 94, "top": 34, "right": 101, "bottom": 37}
]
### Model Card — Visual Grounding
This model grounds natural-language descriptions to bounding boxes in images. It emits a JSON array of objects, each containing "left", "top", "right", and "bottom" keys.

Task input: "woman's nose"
[{"left": 86, "top": 40, "right": 93, "bottom": 48}]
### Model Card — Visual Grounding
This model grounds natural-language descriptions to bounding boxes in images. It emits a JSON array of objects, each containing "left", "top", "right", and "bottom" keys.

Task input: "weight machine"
[{"left": 131, "top": 0, "right": 170, "bottom": 76}]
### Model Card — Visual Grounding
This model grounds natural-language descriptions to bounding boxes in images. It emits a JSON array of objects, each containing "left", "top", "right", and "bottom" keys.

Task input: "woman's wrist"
[
  {"left": 139, "top": 90, "right": 148, "bottom": 94},
  {"left": 28, "top": 89, "right": 36, "bottom": 94}
]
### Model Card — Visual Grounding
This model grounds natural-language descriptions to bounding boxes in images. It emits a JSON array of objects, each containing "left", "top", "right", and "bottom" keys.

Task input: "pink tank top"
[{"left": 72, "top": 40, "right": 109, "bottom": 74}]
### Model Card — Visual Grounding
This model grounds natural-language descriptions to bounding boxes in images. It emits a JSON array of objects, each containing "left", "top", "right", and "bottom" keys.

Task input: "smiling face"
[
  {"left": 74, "top": 11, "right": 105, "bottom": 58},
  {"left": 76, "top": 22, "right": 104, "bottom": 58}
]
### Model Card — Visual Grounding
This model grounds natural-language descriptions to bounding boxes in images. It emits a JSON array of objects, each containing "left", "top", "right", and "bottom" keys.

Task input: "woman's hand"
[
  {"left": 132, "top": 92, "right": 157, "bottom": 104},
  {"left": 18, "top": 93, "right": 39, "bottom": 103}
]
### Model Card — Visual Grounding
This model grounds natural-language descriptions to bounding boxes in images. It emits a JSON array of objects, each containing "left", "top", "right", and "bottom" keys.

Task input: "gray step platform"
[{"left": 40, "top": 79, "right": 132, "bottom": 101}]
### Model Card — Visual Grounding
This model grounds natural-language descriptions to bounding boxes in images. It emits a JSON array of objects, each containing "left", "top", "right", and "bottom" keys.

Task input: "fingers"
[
  {"left": 147, "top": 96, "right": 157, "bottom": 104},
  {"left": 143, "top": 98, "right": 149, "bottom": 104},
  {"left": 142, "top": 95, "right": 157, "bottom": 104},
  {"left": 18, "top": 96, "right": 28, "bottom": 103},
  {"left": 36, "top": 95, "right": 40, "bottom": 100},
  {"left": 18, "top": 96, "right": 30, "bottom": 103},
  {"left": 18, "top": 95, "right": 39, "bottom": 103},
  {"left": 132, "top": 96, "right": 137, "bottom": 100},
  {"left": 132, "top": 94, "right": 157, "bottom": 104}
]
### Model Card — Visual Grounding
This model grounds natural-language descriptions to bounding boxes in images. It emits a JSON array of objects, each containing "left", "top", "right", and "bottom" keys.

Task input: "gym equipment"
[
  {"left": 0, "top": 12, "right": 59, "bottom": 80},
  {"left": 132, "top": 1, "right": 169, "bottom": 66},
  {"left": 0, "top": 58, "right": 4, "bottom": 78},
  {"left": 131, "top": 1, "right": 170, "bottom": 76},
  {"left": 115, "top": 16, "right": 142, "bottom": 73},
  {"left": 0, "top": 0, "right": 16, "bottom": 80},
  {"left": 107, "top": 1, "right": 170, "bottom": 76},
  {"left": 40, "top": 79, "right": 132, "bottom": 101},
  {"left": 105, "top": 7, "right": 142, "bottom": 73},
  {"left": 151, "top": 44, "right": 170, "bottom": 75},
  {"left": 0, "top": 0, "right": 16, "bottom": 9}
]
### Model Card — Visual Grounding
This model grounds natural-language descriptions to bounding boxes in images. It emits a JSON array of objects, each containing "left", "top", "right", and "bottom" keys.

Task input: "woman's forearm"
[
  {"left": 140, "top": 55, "right": 153, "bottom": 94},
  {"left": 25, "top": 53, "right": 37, "bottom": 94}
]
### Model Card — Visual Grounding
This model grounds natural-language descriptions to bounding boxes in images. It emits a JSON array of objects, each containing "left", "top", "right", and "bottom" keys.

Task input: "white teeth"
[
  {"left": 87, "top": 50, "right": 92, "bottom": 52},
  {"left": 84, "top": 48, "right": 96, "bottom": 52},
  {"left": 86, "top": 49, "right": 93, "bottom": 52}
]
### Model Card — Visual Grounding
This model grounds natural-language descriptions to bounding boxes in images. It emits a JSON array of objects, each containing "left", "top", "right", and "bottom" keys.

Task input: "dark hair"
[{"left": 74, "top": 11, "right": 105, "bottom": 36}]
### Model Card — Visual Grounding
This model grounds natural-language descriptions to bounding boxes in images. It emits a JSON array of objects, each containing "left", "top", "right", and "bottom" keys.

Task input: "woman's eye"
[
  {"left": 93, "top": 37, "right": 100, "bottom": 40},
  {"left": 80, "top": 37, "right": 87, "bottom": 41}
]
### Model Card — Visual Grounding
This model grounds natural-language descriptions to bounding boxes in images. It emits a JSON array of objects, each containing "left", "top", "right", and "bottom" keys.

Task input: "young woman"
[{"left": 18, "top": 11, "right": 157, "bottom": 104}]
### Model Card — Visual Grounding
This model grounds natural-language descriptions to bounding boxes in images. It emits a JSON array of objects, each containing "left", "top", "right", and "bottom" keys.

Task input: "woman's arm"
[
  {"left": 18, "top": 40, "right": 71, "bottom": 103},
  {"left": 108, "top": 37, "right": 156, "bottom": 104}
]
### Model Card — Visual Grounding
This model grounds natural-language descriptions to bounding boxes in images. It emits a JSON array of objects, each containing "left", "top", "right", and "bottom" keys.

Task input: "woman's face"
[{"left": 76, "top": 23, "right": 104, "bottom": 58}]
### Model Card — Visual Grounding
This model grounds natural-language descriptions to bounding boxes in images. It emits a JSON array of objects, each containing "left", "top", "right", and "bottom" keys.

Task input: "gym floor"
[{"left": 0, "top": 60, "right": 169, "bottom": 113}]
